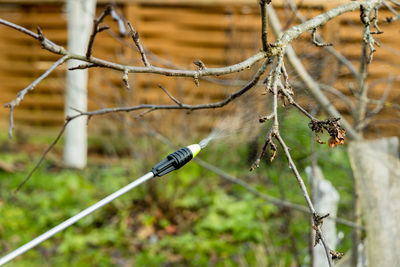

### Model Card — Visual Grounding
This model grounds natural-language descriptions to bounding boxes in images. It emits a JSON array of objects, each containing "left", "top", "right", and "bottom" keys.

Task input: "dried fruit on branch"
[{"left": 309, "top": 118, "right": 346, "bottom": 148}]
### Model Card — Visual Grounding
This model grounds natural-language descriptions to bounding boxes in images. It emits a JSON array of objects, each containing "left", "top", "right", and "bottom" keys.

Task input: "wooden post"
[
  {"left": 348, "top": 137, "right": 400, "bottom": 266},
  {"left": 306, "top": 165, "right": 339, "bottom": 267},
  {"left": 64, "top": 0, "right": 96, "bottom": 168}
]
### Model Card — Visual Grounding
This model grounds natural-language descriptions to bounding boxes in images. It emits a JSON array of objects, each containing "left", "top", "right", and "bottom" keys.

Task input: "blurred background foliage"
[{"left": 0, "top": 110, "right": 354, "bottom": 266}]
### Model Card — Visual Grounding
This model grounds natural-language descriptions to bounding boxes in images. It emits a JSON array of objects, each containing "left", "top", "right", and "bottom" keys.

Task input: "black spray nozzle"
[{"left": 151, "top": 144, "right": 201, "bottom": 177}]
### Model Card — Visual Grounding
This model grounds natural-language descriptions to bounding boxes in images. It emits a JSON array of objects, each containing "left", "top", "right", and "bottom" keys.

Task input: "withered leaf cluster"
[
  {"left": 330, "top": 250, "right": 345, "bottom": 260},
  {"left": 309, "top": 118, "right": 346, "bottom": 148}
]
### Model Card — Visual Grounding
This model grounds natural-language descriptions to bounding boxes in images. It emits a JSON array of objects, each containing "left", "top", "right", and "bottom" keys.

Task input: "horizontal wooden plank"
[
  {"left": 0, "top": 0, "right": 332, "bottom": 7},
  {"left": 338, "top": 43, "right": 400, "bottom": 63},
  {"left": 1, "top": 59, "right": 67, "bottom": 71},
  {"left": 333, "top": 80, "right": 400, "bottom": 99},
  {"left": 0, "top": 43, "right": 64, "bottom": 58},
  {"left": 13, "top": 109, "right": 64, "bottom": 124},
  {"left": 1, "top": 92, "right": 64, "bottom": 108},
  {"left": 337, "top": 60, "right": 400, "bottom": 78},
  {"left": 339, "top": 25, "right": 400, "bottom": 44},
  {"left": 1, "top": 13, "right": 66, "bottom": 28},
  {"left": 0, "top": 77, "right": 64, "bottom": 93}
]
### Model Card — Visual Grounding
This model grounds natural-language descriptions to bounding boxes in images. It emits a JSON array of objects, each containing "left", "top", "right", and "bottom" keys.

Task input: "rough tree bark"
[{"left": 64, "top": 0, "right": 97, "bottom": 168}]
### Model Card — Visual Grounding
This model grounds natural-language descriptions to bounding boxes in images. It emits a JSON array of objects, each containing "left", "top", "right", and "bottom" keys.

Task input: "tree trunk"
[
  {"left": 64, "top": 0, "right": 96, "bottom": 168},
  {"left": 348, "top": 137, "right": 400, "bottom": 266}
]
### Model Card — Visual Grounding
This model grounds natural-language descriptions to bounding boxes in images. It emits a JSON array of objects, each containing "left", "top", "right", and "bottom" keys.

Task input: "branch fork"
[
  {"left": 311, "top": 28, "right": 333, "bottom": 47},
  {"left": 360, "top": 4, "right": 381, "bottom": 64}
]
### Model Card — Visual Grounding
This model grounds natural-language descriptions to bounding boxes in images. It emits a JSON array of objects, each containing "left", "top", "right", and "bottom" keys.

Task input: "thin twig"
[
  {"left": 68, "top": 63, "right": 98, "bottom": 70},
  {"left": 193, "top": 60, "right": 206, "bottom": 70},
  {"left": 250, "top": 131, "right": 275, "bottom": 171},
  {"left": 357, "top": 76, "right": 394, "bottom": 130},
  {"left": 67, "top": 58, "right": 273, "bottom": 121},
  {"left": 258, "top": 113, "right": 275, "bottom": 123},
  {"left": 368, "top": 75, "right": 394, "bottom": 116},
  {"left": 267, "top": 5, "right": 361, "bottom": 140},
  {"left": 367, "top": 98, "right": 400, "bottom": 109},
  {"left": 158, "top": 85, "right": 182, "bottom": 106},
  {"left": 0, "top": 17, "right": 268, "bottom": 78},
  {"left": 0, "top": 18, "right": 58, "bottom": 49},
  {"left": 262, "top": 54, "right": 337, "bottom": 266},
  {"left": 280, "top": 0, "right": 382, "bottom": 45},
  {"left": 15, "top": 121, "right": 71, "bottom": 192},
  {"left": 7, "top": 106, "right": 14, "bottom": 140},
  {"left": 275, "top": 133, "right": 333, "bottom": 267},
  {"left": 272, "top": 57, "right": 283, "bottom": 128},
  {"left": 286, "top": 0, "right": 359, "bottom": 79},
  {"left": 371, "top": 7, "right": 384, "bottom": 34},
  {"left": 86, "top": 5, "right": 112, "bottom": 59},
  {"left": 127, "top": 22, "right": 150, "bottom": 67},
  {"left": 389, "top": 0, "right": 400, "bottom": 6},
  {"left": 0, "top": 1, "right": 381, "bottom": 81},
  {"left": 311, "top": 28, "right": 333, "bottom": 47},
  {"left": 290, "top": 100, "right": 318, "bottom": 121},
  {"left": 4, "top": 55, "right": 69, "bottom": 138},
  {"left": 383, "top": 1, "right": 400, "bottom": 22},
  {"left": 356, "top": 4, "right": 375, "bottom": 132},
  {"left": 259, "top": 0, "right": 271, "bottom": 51},
  {"left": 275, "top": 133, "right": 315, "bottom": 213}
]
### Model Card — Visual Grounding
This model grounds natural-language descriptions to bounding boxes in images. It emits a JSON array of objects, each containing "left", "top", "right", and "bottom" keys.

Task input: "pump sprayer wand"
[{"left": 0, "top": 144, "right": 201, "bottom": 266}]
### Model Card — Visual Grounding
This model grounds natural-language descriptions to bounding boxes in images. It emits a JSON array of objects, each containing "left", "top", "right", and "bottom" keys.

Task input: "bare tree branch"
[
  {"left": 275, "top": 132, "right": 334, "bottom": 266},
  {"left": 67, "top": 58, "right": 273, "bottom": 121},
  {"left": 158, "top": 84, "right": 183, "bottom": 106},
  {"left": 250, "top": 130, "right": 276, "bottom": 171},
  {"left": 127, "top": 22, "right": 150, "bottom": 67},
  {"left": 259, "top": 0, "right": 271, "bottom": 51},
  {"left": 68, "top": 63, "right": 98, "bottom": 70},
  {"left": 355, "top": 4, "right": 382, "bottom": 132},
  {"left": 389, "top": 0, "right": 400, "bottom": 6},
  {"left": 267, "top": 5, "right": 361, "bottom": 140},
  {"left": 255, "top": 53, "right": 345, "bottom": 265},
  {"left": 367, "top": 76, "right": 393, "bottom": 116},
  {"left": 383, "top": 0, "right": 400, "bottom": 22},
  {"left": 286, "top": 0, "right": 360, "bottom": 79},
  {"left": 4, "top": 55, "right": 69, "bottom": 138},
  {"left": 280, "top": 0, "right": 382, "bottom": 45},
  {"left": 15, "top": 120, "right": 71, "bottom": 193},
  {"left": 357, "top": 76, "right": 394, "bottom": 130},
  {"left": 0, "top": 18, "right": 267, "bottom": 78},
  {"left": 311, "top": 28, "right": 333, "bottom": 47},
  {"left": 86, "top": 5, "right": 112, "bottom": 59},
  {"left": 367, "top": 98, "right": 400, "bottom": 110}
]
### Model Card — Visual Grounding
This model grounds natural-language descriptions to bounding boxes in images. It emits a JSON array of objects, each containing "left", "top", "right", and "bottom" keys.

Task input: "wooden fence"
[{"left": 0, "top": 0, "right": 399, "bottom": 140}]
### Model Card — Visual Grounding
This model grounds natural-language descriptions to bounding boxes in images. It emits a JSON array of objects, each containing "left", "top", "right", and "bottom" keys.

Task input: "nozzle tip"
[{"left": 187, "top": 144, "right": 201, "bottom": 158}]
